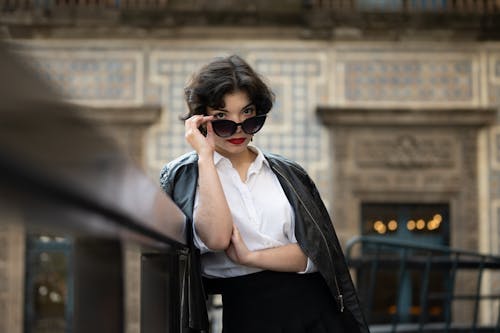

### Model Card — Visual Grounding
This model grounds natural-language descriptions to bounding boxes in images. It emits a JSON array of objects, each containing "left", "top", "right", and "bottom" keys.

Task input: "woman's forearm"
[
  {"left": 195, "top": 155, "right": 233, "bottom": 250},
  {"left": 247, "top": 243, "right": 308, "bottom": 272},
  {"left": 226, "top": 234, "right": 308, "bottom": 273}
]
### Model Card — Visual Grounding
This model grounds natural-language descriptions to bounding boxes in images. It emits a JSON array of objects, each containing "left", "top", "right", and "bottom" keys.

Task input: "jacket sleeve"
[
  {"left": 305, "top": 174, "right": 371, "bottom": 333},
  {"left": 159, "top": 161, "right": 210, "bottom": 333},
  {"left": 160, "top": 164, "right": 174, "bottom": 197}
]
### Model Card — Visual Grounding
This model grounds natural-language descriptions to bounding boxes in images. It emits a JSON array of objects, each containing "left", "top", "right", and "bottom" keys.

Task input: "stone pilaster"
[{"left": 0, "top": 203, "right": 25, "bottom": 333}]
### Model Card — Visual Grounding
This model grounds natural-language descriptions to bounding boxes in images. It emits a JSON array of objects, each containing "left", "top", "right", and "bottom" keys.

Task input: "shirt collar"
[
  {"left": 212, "top": 146, "right": 269, "bottom": 171},
  {"left": 248, "top": 145, "right": 269, "bottom": 172},
  {"left": 213, "top": 150, "right": 225, "bottom": 166}
]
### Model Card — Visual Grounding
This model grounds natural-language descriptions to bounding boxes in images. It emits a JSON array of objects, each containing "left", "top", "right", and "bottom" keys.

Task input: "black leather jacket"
[{"left": 160, "top": 151, "right": 370, "bottom": 333}]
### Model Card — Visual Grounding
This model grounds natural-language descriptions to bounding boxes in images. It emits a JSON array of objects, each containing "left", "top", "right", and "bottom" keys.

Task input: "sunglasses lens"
[
  {"left": 212, "top": 120, "right": 236, "bottom": 138},
  {"left": 211, "top": 116, "right": 267, "bottom": 137},
  {"left": 242, "top": 116, "right": 266, "bottom": 135}
]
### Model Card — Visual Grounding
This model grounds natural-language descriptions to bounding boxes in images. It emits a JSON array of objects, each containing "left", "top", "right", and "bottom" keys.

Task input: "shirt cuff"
[{"left": 298, "top": 258, "right": 316, "bottom": 274}]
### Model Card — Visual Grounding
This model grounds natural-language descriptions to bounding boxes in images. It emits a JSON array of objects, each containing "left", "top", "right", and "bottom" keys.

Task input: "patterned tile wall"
[
  {"left": 335, "top": 51, "right": 480, "bottom": 107},
  {"left": 24, "top": 49, "right": 144, "bottom": 106}
]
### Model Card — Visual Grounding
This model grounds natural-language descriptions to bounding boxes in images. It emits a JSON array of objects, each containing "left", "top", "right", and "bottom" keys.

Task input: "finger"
[
  {"left": 205, "top": 120, "right": 214, "bottom": 137},
  {"left": 186, "top": 115, "right": 203, "bottom": 128},
  {"left": 230, "top": 225, "right": 238, "bottom": 238},
  {"left": 187, "top": 115, "right": 213, "bottom": 132}
]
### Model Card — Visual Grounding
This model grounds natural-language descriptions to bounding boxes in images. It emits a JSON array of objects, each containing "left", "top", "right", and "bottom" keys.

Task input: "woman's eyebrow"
[
  {"left": 217, "top": 103, "right": 254, "bottom": 112},
  {"left": 241, "top": 103, "right": 255, "bottom": 110}
]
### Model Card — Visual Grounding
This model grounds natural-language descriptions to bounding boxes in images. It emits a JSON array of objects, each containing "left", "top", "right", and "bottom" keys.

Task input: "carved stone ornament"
[{"left": 354, "top": 134, "right": 455, "bottom": 169}]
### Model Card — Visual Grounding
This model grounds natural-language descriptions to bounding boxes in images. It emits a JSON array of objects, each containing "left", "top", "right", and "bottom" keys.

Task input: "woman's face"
[{"left": 206, "top": 90, "right": 257, "bottom": 158}]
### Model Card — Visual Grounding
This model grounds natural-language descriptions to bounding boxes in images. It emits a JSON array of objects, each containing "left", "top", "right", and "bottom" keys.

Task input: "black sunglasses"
[{"left": 211, "top": 115, "right": 267, "bottom": 138}]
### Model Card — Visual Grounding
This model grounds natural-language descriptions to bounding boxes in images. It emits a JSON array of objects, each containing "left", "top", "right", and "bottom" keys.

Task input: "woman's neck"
[{"left": 218, "top": 147, "right": 257, "bottom": 181}]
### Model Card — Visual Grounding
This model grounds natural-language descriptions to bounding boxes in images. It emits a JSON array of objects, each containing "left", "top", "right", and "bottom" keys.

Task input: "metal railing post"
[
  {"left": 472, "top": 257, "right": 486, "bottom": 333},
  {"left": 141, "top": 252, "right": 182, "bottom": 333},
  {"left": 391, "top": 247, "right": 408, "bottom": 333},
  {"left": 444, "top": 253, "right": 459, "bottom": 333},
  {"left": 73, "top": 238, "right": 124, "bottom": 333},
  {"left": 418, "top": 251, "right": 432, "bottom": 332}
]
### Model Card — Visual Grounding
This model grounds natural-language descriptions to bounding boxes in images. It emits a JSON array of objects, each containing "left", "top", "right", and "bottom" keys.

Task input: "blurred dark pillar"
[
  {"left": 141, "top": 252, "right": 182, "bottom": 333},
  {"left": 73, "top": 238, "right": 124, "bottom": 333}
]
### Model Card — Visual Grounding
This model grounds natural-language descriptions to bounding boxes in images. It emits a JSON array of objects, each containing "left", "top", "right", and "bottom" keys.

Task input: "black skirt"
[{"left": 203, "top": 270, "right": 345, "bottom": 333}]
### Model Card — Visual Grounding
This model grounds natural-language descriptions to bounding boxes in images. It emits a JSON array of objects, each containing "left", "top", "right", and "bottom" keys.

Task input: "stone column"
[
  {"left": 80, "top": 104, "right": 162, "bottom": 333},
  {"left": 0, "top": 203, "right": 25, "bottom": 333}
]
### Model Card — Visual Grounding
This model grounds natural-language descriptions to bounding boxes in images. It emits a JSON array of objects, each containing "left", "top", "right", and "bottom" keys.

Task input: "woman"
[{"left": 160, "top": 55, "right": 369, "bottom": 333}]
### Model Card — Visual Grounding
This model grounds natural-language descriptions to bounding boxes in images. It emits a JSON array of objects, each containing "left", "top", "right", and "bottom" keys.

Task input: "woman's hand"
[
  {"left": 225, "top": 225, "right": 308, "bottom": 272},
  {"left": 225, "top": 225, "right": 254, "bottom": 266},
  {"left": 184, "top": 115, "right": 215, "bottom": 157}
]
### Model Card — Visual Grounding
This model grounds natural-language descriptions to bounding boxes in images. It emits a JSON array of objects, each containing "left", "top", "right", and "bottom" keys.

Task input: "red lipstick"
[{"left": 227, "top": 138, "right": 246, "bottom": 145}]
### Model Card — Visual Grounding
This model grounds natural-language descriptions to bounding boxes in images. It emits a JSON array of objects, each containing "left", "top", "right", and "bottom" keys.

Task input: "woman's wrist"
[
  {"left": 197, "top": 151, "right": 214, "bottom": 164},
  {"left": 242, "top": 250, "right": 259, "bottom": 267}
]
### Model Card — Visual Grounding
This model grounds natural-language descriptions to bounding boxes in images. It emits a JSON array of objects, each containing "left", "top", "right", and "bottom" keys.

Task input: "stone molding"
[
  {"left": 78, "top": 104, "right": 162, "bottom": 168},
  {"left": 78, "top": 105, "right": 161, "bottom": 125},
  {"left": 317, "top": 107, "right": 498, "bottom": 126}
]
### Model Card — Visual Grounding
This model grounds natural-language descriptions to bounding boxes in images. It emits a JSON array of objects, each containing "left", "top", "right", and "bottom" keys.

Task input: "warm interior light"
[
  {"left": 388, "top": 220, "right": 398, "bottom": 231},
  {"left": 423, "top": 213, "right": 443, "bottom": 231},
  {"left": 373, "top": 220, "right": 387, "bottom": 234},
  {"left": 433, "top": 214, "right": 442, "bottom": 223},
  {"left": 416, "top": 219, "right": 426, "bottom": 230},
  {"left": 407, "top": 220, "right": 416, "bottom": 231}
]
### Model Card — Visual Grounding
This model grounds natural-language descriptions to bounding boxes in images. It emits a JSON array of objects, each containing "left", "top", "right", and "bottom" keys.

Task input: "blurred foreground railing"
[
  {"left": 0, "top": 43, "right": 188, "bottom": 333},
  {"left": 346, "top": 236, "right": 500, "bottom": 333}
]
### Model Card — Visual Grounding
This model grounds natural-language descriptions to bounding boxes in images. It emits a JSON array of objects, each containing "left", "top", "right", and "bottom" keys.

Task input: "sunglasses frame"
[{"left": 211, "top": 115, "right": 267, "bottom": 138}]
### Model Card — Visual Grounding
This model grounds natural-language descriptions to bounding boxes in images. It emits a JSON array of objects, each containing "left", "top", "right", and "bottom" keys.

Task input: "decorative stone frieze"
[{"left": 353, "top": 134, "right": 456, "bottom": 169}]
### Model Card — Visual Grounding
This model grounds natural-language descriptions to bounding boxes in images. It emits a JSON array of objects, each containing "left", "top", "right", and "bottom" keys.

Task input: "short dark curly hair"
[{"left": 182, "top": 55, "right": 275, "bottom": 120}]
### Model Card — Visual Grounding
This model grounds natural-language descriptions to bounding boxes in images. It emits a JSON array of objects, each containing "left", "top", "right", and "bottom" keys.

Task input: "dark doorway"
[
  {"left": 24, "top": 235, "right": 73, "bottom": 333},
  {"left": 359, "top": 202, "right": 450, "bottom": 324}
]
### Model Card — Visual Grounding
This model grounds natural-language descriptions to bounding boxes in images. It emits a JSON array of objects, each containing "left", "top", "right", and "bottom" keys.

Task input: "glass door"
[
  {"left": 24, "top": 235, "right": 73, "bottom": 333},
  {"left": 359, "top": 203, "right": 449, "bottom": 324}
]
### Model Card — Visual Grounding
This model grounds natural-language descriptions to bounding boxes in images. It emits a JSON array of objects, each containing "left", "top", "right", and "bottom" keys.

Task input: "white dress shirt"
[{"left": 193, "top": 146, "right": 315, "bottom": 278}]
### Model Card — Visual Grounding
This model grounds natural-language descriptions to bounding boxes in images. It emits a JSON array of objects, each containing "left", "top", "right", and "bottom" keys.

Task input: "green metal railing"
[{"left": 345, "top": 236, "right": 500, "bottom": 333}]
